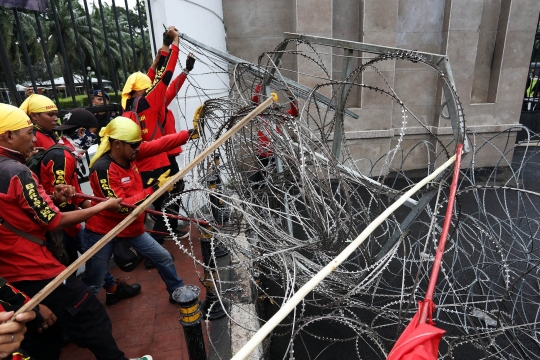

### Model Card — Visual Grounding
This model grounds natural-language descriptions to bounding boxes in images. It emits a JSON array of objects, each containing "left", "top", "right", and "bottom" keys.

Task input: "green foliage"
[
  {"left": 0, "top": 0, "right": 152, "bottom": 97},
  {"left": 0, "top": 7, "right": 41, "bottom": 83},
  {"left": 57, "top": 94, "right": 88, "bottom": 108},
  {"left": 57, "top": 93, "right": 122, "bottom": 109}
]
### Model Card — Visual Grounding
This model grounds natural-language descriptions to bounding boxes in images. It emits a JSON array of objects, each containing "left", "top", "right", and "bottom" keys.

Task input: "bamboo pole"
[
  {"left": 73, "top": 193, "right": 210, "bottom": 226},
  {"left": 231, "top": 153, "right": 457, "bottom": 360},
  {"left": 12, "top": 94, "right": 277, "bottom": 318}
]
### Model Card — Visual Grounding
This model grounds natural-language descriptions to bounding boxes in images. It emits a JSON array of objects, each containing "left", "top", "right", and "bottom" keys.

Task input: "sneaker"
[
  {"left": 129, "top": 356, "right": 153, "bottom": 360},
  {"left": 164, "top": 231, "right": 189, "bottom": 241},
  {"left": 177, "top": 230, "right": 189, "bottom": 239},
  {"left": 105, "top": 280, "right": 142, "bottom": 306}
]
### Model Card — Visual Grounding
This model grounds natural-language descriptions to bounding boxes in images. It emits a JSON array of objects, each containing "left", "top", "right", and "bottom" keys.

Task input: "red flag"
[{"left": 387, "top": 300, "right": 445, "bottom": 360}]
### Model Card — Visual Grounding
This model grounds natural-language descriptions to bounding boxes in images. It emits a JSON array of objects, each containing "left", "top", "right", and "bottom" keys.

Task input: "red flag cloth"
[{"left": 387, "top": 300, "right": 445, "bottom": 360}]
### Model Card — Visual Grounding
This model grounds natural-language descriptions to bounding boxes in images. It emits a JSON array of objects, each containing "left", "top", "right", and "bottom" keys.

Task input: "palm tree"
[
  {"left": 114, "top": 2, "right": 152, "bottom": 73},
  {"left": 44, "top": 0, "right": 92, "bottom": 83},
  {"left": 90, "top": 2, "right": 131, "bottom": 84},
  {"left": 43, "top": 0, "right": 131, "bottom": 96},
  {"left": 0, "top": 0, "right": 152, "bottom": 96},
  {"left": 0, "top": 8, "right": 42, "bottom": 84}
]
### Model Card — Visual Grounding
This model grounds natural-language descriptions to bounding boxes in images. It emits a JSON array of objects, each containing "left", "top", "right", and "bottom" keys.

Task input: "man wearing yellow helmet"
[
  {"left": 19, "top": 94, "right": 59, "bottom": 149},
  {"left": 0, "top": 105, "right": 148, "bottom": 360},
  {"left": 83, "top": 116, "right": 193, "bottom": 304},
  {"left": 121, "top": 26, "right": 181, "bottom": 246},
  {"left": 142, "top": 46, "right": 196, "bottom": 249}
]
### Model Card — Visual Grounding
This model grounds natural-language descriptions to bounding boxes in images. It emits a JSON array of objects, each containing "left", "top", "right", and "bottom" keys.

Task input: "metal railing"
[{"left": 0, "top": 0, "right": 152, "bottom": 109}]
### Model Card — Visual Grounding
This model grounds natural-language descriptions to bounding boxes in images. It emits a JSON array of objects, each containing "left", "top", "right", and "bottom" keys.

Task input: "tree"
[
  {"left": 115, "top": 2, "right": 151, "bottom": 72},
  {"left": 43, "top": 0, "right": 103, "bottom": 94},
  {"left": 0, "top": 0, "right": 152, "bottom": 98},
  {"left": 0, "top": 7, "right": 42, "bottom": 82}
]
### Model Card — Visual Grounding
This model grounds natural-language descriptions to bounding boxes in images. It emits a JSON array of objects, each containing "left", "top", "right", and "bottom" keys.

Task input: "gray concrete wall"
[{"left": 223, "top": 0, "right": 540, "bottom": 171}]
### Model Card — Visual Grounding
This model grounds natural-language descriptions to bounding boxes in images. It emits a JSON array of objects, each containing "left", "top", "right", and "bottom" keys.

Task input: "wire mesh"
[{"left": 163, "top": 37, "right": 540, "bottom": 359}]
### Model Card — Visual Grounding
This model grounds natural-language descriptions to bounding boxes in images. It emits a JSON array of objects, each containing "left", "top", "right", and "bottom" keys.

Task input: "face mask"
[{"left": 70, "top": 128, "right": 97, "bottom": 150}]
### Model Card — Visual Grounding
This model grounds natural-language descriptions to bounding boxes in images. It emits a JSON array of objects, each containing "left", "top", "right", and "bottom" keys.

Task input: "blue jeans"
[
  {"left": 67, "top": 227, "right": 115, "bottom": 285},
  {"left": 81, "top": 229, "right": 184, "bottom": 295}
]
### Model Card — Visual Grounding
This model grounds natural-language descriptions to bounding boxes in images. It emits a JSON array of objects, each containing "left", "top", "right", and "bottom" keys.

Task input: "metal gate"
[
  {"left": 518, "top": 12, "right": 540, "bottom": 141},
  {"left": 0, "top": 0, "right": 153, "bottom": 110}
]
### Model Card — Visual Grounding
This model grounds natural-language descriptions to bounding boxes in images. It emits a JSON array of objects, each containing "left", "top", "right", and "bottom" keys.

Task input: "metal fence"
[{"left": 0, "top": 0, "right": 154, "bottom": 109}]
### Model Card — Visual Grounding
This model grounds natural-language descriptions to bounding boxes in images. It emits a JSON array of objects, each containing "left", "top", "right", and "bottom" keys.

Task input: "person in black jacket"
[{"left": 91, "top": 90, "right": 114, "bottom": 135}]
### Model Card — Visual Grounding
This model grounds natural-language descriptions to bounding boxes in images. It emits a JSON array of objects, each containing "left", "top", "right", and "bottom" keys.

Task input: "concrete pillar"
[
  {"left": 145, "top": 0, "right": 229, "bottom": 153},
  {"left": 145, "top": 0, "right": 229, "bottom": 213},
  {"left": 359, "top": 0, "right": 399, "bottom": 131},
  {"left": 295, "top": 0, "right": 333, "bottom": 96}
]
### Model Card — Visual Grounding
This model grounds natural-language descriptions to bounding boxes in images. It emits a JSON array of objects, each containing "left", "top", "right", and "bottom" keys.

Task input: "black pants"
[
  {"left": 141, "top": 166, "right": 170, "bottom": 244},
  {"left": 62, "top": 229, "right": 83, "bottom": 266},
  {"left": 12, "top": 276, "right": 126, "bottom": 360}
]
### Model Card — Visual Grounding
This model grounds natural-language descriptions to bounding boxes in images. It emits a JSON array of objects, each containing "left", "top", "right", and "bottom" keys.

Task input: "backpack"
[
  {"left": 123, "top": 96, "right": 165, "bottom": 141},
  {"left": 113, "top": 238, "right": 141, "bottom": 272},
  {"left": 26, "top": 145, "right": 79, "bottom": 177},
  {"left": 23, "top": 145, "right": 82, "bottom": 266}
]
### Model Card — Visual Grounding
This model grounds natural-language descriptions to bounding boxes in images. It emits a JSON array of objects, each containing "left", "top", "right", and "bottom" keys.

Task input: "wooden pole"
[
  {"left": 72, "top": 193, "right": 211, "bottom": 226},
  {"left": 12, "top": 94, "right": 277, "bottom": 319}
]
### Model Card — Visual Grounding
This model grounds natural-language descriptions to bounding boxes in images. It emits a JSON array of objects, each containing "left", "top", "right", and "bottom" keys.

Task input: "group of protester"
[
  {"left": 0, "top": 22, "right": 302, "bottom": 360},
  {"left": 0, "top": 26, "right": 198, "bottom": 360}
]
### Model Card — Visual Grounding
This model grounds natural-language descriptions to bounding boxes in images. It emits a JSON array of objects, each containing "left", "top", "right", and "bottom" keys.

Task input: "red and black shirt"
[
  {"left": 148, "top": 59, "right": 188, "bottom": 157},
  {"left": 0, "top": 276, "right": 30, "bottom": 312},
  {"left": 33, "top": 124, "right": 59, "bottom": 149},
  {"left": 40, "top": 139, "right": 85, "bottom": 237},
  {"left": 0, "top": 147, "right": 64, "bottom": 283},
  {"left": 124, "top": 44, "right": 179, "bottom": 173},
  {"left": 85, "top": 131, "right": 189, "bottom": 237},
  {"left": 252, "top": 84, "right": 299, "bottom": 157}
]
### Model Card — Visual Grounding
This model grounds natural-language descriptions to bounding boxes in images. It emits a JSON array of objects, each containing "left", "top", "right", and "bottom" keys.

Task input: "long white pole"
[{"left": 232, "top": 154, "right": 457, "bottom": 360}]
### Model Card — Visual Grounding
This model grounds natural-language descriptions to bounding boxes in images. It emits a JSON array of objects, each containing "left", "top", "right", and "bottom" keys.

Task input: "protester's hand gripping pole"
[
  {"left": 11, "top": 93, "right": 278, "bottom": 320},
  {"left": 72, "top": 193, "right": 211, "bottom": 227},
  {"left": 230, "top": 153, "right": 458, "bottom": 360}
]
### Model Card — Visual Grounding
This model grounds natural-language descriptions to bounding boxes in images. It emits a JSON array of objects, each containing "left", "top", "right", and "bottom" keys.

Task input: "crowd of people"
[
  {"left": 0, "top": 24, "right": 296, "bottom": 360},
  {"left": 0, "top": 26, "right": 198, "bottom": 360}
]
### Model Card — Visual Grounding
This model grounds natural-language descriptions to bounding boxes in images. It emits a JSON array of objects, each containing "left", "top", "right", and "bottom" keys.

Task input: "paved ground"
[{"left": 59, "top": 227, "right": 210, "bottom": 360}]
